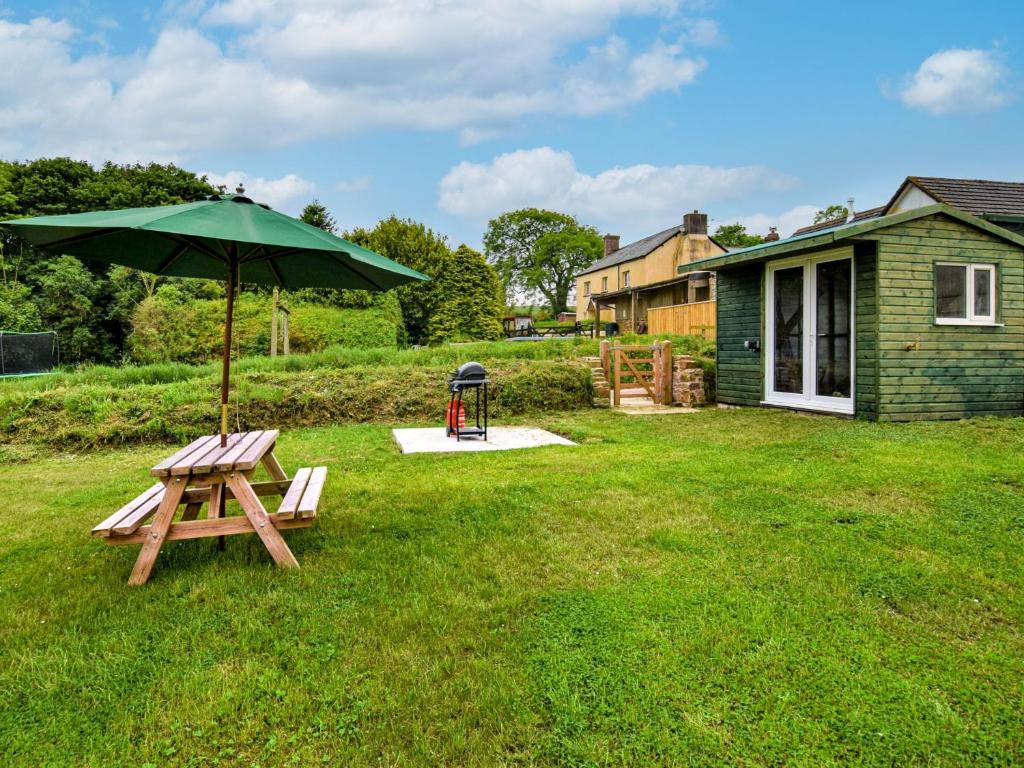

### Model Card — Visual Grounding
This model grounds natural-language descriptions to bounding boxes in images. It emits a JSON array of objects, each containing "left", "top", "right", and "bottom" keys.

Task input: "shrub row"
[{"left": 0, "top": 360, "right": 593, "bottom": 451}]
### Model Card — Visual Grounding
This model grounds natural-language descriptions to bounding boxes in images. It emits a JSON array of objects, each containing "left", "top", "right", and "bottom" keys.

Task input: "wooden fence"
[{"left": 646, "top": 301, "right": 716, "bottom": 339}]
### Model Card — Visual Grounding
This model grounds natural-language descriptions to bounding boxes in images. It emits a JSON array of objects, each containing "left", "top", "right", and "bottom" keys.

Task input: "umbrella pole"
[{"left": 221, "top": 262, "right": 236, "bottom": 448}]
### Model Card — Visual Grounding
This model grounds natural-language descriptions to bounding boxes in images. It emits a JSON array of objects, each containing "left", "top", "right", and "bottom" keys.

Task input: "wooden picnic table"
[{"left": 92, "top": 430, "right": 326, "bottom": 585}]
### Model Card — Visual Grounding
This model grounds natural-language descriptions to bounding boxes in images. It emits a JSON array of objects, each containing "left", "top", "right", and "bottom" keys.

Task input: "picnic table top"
[{"left": 150, "top": 430, "right": 280, "bottom": 478}]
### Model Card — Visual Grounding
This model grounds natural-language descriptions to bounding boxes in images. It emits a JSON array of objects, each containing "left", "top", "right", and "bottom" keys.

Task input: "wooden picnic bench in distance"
[{"left": 91, "top": 430, "right": 327, "bottom": 585}]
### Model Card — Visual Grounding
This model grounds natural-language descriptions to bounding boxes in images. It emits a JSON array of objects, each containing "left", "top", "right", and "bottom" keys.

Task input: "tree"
[
  {"left": 483, "top": 208, "right": 600, "bottom": 313},
  {"left": 300, "top": 200, "right": 337, "bottom": 233},
  {"left": 345, "top": 216, "right": 451, "bottom": 344},
  {"left": 0, "top": 157, "right": 217, "bottom": 362},
  {"left": 426, "top": 246, "right": 504, "bottom": 344},
  {"left": 712, "top": 223, "right": 765, "bottom": 248},
  {"left": 528, "top": 228, "right": 603, "bottom": 314},
  {"left": 814, "top": 204, "right": 849, "bottom": 224},
  {"left": 0, "top": 282, "right": 42, "bottom": 332},
  {"left": 34, "top": 256, "right": 113, "bottom": 362}
]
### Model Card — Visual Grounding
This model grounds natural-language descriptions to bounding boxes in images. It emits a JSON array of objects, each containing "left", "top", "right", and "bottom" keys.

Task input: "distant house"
[
  {"left": 575, "top": 211, "right": 727, "bottom": 336},
  {"left": 688, "top": 204, "right": 1024, "bottom": 420},
  {"left": 502, "top": 315, "right": 534, "bottom": 336},
  {"left": 793, "top": 176, "right": 1024, "bottom": 237},
  {"left": 556, "top": 311, "right": 576, "bottom": 323}
]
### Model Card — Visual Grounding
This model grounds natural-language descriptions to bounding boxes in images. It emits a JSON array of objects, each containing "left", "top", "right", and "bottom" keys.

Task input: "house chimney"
[
  {"left": 603, "top": 234, "right": 620, "bottom": 256},
  {"left": 846, "top": 197, "right": 855, "bottom": 223},
  {"left": 764, "top": 226, "right": 780, "bottom": 242},
  {"left": 683, "top": 210, "right": 707, "bottom": 235}
]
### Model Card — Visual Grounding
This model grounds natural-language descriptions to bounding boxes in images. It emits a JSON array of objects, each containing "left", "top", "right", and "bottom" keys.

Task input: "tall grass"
[{"left": 0, "top": 335, "right": 715, "bottom": 394}]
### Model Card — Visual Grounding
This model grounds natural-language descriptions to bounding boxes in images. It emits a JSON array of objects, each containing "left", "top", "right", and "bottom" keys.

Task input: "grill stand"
[{"left": 447, "top": 381, "right": 489, "bottom": 442}]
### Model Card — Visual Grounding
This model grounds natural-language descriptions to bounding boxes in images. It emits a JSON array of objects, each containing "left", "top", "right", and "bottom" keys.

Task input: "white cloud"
[
  {"left": 201, "top": 170, "right": 314, "bottom": 212},
  {"left": 458, "top": 127, "right": 505, "bottom": 147},
  {"left": 438, "top": 147, "right": 798, "bottom": 233},
  {"left": 728, "top": 205, "right": 819, "bottom": 239},
  {"left": 894, "top": 47, "right": 1011, "bottom": 115},
  {"left": 334, "top": 176, "right": 371, "bottom": 194},
  {"left": 0, "top": 3, "right": 715, "bottom": 161}
]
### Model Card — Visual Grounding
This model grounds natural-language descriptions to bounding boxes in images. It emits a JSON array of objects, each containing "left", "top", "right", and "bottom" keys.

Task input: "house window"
[
  {"left": 623, "top": 270, "right": 631, "bottom": 287},
  {"left": 935, "top": 263, "right": 996, "bottom": 324},
  {"left": 602, "top": 276, "right": 608, "bottom": 292},
  {"left": 583, "top": 281, "right": 591, "bottom": 297}
]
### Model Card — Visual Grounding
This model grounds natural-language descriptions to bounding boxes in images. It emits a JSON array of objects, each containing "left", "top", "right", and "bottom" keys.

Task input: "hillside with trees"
[{"left": 0, "top": 159, "right": 509, "bottom": 365}]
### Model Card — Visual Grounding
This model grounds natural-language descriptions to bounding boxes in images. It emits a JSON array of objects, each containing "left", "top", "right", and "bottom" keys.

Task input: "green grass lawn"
[{"left": 1, "top": 408, "right": 1023, "bottom": 766}]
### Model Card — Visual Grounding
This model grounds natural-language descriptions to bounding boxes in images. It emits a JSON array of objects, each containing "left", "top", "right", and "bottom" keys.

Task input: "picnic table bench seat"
[
  {"left": 277, "top": 467, "right": 327, "bottom": 520},
  {"left": 92, "top": 482, "right": 166, "bottom": 537},
  {"left": 93, "top": 431, "right": 327, "bottom": 584}
]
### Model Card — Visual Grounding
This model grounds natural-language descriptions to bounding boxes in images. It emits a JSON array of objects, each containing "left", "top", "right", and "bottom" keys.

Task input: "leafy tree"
[
  {"left": 712, "top": 223, "right": 765, "bottom": 248},
  {"left": 814, "top": 204, "right": 849, "bottom": 224},
  {"left": 426, "top": 246, "right": 504, "bottom": 344},
  {"left": 0, "top": 283, "right": 42, "bottom": 332},
  {"left": 345, "top": 216, "right": 451, "bottom": 344},
  {"left": 300, "top": 200, "right": 338, "bottom": 233},
  {"left": 0, "top": 157, "right": 217, "bottom": 362},
  {"left": 34, "top": 256, "right": 113, "bottom": 362},
  {"left": 483, "top": 208, "right": 600, "bottom": 313},
  {"left": 528, "top": 228, "right": 603, "bottom": 314}
]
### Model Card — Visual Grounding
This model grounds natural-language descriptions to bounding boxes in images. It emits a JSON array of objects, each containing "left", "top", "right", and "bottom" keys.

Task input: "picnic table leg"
[
  {"left": 180, "top": 502, "right": 203, "bottom": 522},
  {"left": 224, "top": 472, "right": 299, "bottom": 569},
  {"left": 209, "top": 481, "right": 227, "bottom": 551},
  {"left": 127, "top": 477, "right": 186, "bottom": 586},
  {"left": 261, "top": 451, "right": 289, "bottom": 482}
]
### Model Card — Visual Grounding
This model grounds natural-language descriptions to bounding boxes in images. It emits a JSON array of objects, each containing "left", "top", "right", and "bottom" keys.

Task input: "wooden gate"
[{"left": 602, "top": 341, "right": 673, "bottom": 406}]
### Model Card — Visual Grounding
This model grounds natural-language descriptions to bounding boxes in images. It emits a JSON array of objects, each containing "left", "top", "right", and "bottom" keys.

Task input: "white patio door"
[{"left": 765, "top": 251, "right": 854, "bottom": 415}]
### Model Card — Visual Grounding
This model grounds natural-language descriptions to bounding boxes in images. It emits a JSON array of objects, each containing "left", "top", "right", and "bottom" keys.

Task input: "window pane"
[
  {"left": 935, "top": 265, "right": 966, "bottom": 318},
  {"left": 816, "top": 259, "right": 851, "bottom": 398},
  {"left": 974, "top": 268, "right": 992, "bottom": 317},
  {"left": 773, "top": 266, "right": 803, "bottom": 394}
]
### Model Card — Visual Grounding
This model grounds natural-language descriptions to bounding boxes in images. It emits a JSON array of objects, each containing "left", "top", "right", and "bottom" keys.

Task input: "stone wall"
[{"left": 672, "top": 354, "right": 705, "bottom": 406}]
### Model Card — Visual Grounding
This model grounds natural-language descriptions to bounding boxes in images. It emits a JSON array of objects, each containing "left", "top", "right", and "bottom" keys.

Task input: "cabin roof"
[{"left": 684, "top": 204, "right": 1024, "bottom": 273}]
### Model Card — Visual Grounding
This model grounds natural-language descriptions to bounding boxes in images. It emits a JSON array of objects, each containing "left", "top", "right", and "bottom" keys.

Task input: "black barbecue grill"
[{"left": 447, "top": 361, "right": 489, "bottom": 441}]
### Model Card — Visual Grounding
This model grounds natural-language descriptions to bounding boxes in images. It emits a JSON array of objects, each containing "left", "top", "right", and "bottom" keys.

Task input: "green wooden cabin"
[{"left": 685, "top": 204, "right": 1024, "bottom": 420}]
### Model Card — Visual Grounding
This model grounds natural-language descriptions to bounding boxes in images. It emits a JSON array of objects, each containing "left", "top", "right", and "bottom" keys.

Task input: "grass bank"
[
  {"left": 0, "top": 335, "right": 714, "bottom": 394},
  {"left": 0, "top": 409, "right": 1021, "bottom": 765},
  {"left": 0, "top": 359, "right": 592, "bottom": 452},
  {"left": 0, "top": 336, "right": 716, "bottom": 452}
]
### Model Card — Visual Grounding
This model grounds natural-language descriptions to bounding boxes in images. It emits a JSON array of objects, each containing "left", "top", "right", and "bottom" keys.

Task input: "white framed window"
[
  {"left": 601, "top": 276, "right": 608, "bottom": 292},
  {"left": 623, "top": 270, "right": 631, "bottom": 287},
  {"left": 935, "top": 263, "right": 996, "bottom": 325},
  {"left": 583, "top": 281, "right": 591, "bottom": 296}
]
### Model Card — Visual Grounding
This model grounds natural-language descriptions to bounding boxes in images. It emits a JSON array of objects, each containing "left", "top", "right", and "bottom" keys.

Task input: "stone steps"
[{"left": 582, "top": 356, "right": 611, "bottom": 408}]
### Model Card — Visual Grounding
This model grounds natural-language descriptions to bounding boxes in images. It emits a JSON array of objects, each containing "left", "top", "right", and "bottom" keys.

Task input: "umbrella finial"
[{"left": 235, "top": 183, "right": 245, "bottom": 195}]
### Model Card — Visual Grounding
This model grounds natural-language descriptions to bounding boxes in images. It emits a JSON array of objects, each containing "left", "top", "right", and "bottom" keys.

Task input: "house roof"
[
  {"left": 791, "top": 205, "right": 886, "bottom": 236},
  {"left": 683, "top": 204, "right": 1024, "bottom": 273},
  {"left": 577, "top": 225, "right": 727, "bottom": 276},
  {"left": 887, "top": 176, "right": 1024, "bottom": 218},
  {"left": 588, "top": 271, "right": 706, "bottom": 302}
]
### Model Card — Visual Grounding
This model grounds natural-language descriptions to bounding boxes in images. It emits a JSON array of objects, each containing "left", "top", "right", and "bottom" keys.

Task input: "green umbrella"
[{"left": 1, "top": 190, "right": 428, "bottom": 445}]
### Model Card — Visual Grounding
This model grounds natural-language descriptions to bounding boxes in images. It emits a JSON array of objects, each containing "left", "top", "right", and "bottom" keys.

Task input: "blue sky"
[{"left": 1, "top": 0, "right": 1021, "bottom": 247}]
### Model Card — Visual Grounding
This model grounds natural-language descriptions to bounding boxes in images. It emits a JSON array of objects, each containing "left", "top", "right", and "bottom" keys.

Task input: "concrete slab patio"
[{"left": 393, "top": 427, "right": 576, "bottom": 454}]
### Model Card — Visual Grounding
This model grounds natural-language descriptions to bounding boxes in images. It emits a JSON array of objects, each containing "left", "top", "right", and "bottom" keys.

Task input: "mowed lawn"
[{"left": 1, "top": 409, "right": 1023, "bottom": 766}]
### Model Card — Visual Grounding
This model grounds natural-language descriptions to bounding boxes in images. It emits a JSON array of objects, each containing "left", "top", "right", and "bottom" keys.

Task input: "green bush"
[
  {"left": 128, "top": 291, "right": 401, "bottom": 364},
  {"left": 0, "top": 360, "right": 592, "bottom": 450},
  {"left": 426, "top": 245, "right": 505, "bottom": 344}
]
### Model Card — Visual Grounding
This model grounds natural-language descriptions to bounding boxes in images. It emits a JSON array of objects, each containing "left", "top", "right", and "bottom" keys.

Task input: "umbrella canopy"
[
  {"left": 0, "top": 192, "right": 427, "bottom": 290},
  {"left": 1, "top": 192, "right": 429, "bottom": 444}
]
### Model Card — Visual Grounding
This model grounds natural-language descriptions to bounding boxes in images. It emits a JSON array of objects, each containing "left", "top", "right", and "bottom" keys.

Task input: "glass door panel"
[
  {"left": 773, "top": 266, "right": 804, "bottom": 394},
  {"left": 815, "top": 259, "right": 852, "bottom": 398}
]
